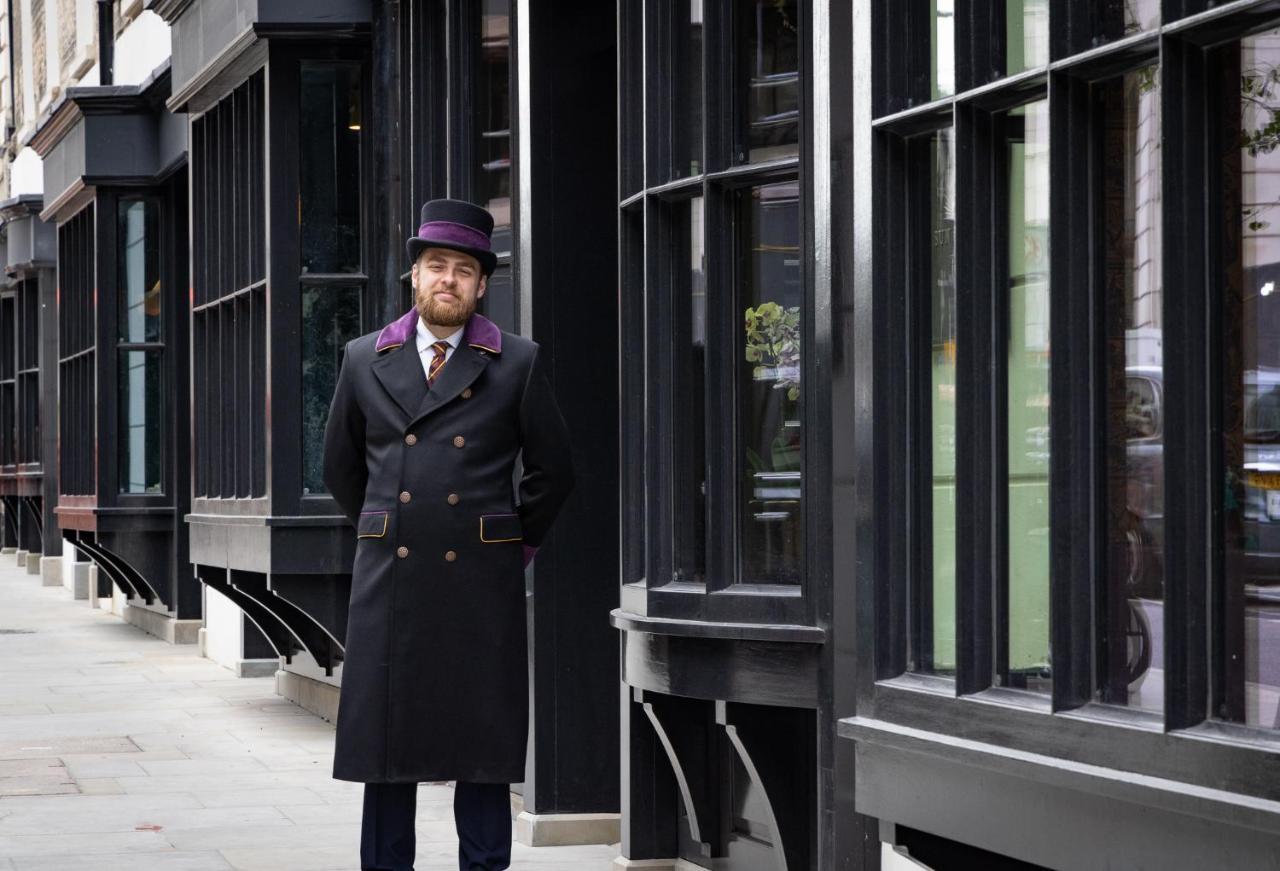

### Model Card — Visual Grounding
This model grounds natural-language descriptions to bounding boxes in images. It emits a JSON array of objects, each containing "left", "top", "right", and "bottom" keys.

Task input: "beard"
[{"left": 416, "top": 284, "right": 477, "bottom": 328}]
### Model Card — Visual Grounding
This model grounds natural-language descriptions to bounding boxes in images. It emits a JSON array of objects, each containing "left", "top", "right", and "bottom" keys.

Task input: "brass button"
[
  {"left": 445, "top": 550, "right": 457, "bottom": 562},
  {"left": 399, "top": 491, "right": 411, "bottom": 504},
  {"left": 453, "top": 435, "right": 465, "bottom": 448},
  {"left": 461, "top": 388, "right": 473, "bottom": 399},
  {"left": 404, "top": 434, "right": 418, "bottom": 446},
  {"left": 396, "top": 546, "right": 409, "bottom": 559},
  {"left": 447, "top": 493, "right": 460, "bottom": 506}
]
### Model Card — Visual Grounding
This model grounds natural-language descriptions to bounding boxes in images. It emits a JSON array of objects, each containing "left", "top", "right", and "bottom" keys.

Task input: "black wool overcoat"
[{"left": 322, "top": 309, "right": 573, "bottom": 784}]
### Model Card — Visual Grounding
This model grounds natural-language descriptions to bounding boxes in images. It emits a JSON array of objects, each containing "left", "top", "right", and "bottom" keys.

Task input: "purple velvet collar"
[{"left": 375, "top": 310, "right": 503, "bottom": 355}]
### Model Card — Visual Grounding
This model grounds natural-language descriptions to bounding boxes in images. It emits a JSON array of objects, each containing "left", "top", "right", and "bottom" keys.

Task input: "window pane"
[
  {"left": 118, "top": 350, "right": 163, "bottom": 494},
  {"left": 671, "top": 0, "right": 704, "bottom": 179},
  {"left": 478, "top": 1, "right": 512, "bottom": 237},
  {"left": 739, "top": 0, "right": 799, "bottom": 164},
  {"left": 1101, "top": 66, "right": 1163, "bottom": 713},
  {"left": 1081, "top": 0, "right": 1158, "bottom": 50},
  {"left": 1005, "top": 0, "right": 1048, "bottom": 76},
  {"left": 918, "top": 128, "right": 957, "bottom": 675},
  {"left": 300, "top": 63, "right": 362, "bottom": 275},
  {"left": 1003, "top": 99, "right": 1051, "bottom": 693},
  {"left": 302, "top": 286, "right": 362, "bottom": 495},
  {"left": 1223, "top": 31, "right": 1280, "bottom": 729},
  {"left": 739, "top": 181, "right": 801, "bottom": 584},
  {"left": 932, "top": 0, "right": 954, "bottom": 99},
  {"left": 118, "top": 199, "right": 161, "bottom": 343},
  {"left": 674, "top": 197, "right": 707, "bottom": 583}
]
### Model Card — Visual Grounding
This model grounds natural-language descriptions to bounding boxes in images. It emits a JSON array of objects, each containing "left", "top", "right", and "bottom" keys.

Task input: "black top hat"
[{"left": 406, "top": 199, "right": 498, "bottom": 276}]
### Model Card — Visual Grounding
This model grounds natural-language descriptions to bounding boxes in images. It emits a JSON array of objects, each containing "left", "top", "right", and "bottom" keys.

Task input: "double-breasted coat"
[{"left": 322, "top": 308, "right": 573, "bottom": 784}]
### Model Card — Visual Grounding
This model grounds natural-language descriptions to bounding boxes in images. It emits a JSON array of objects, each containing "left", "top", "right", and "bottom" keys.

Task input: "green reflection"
[
  {"left": 1006, "top": 100, "right": 1051, "bottom": 690},
  {"left": 930, "top": 127, "right": 957, "bottom": 673}
]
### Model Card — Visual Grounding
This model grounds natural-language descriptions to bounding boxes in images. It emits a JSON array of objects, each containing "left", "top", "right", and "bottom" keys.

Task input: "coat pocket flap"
[
  {"left": 479, "top": 513, "right": 523, "bottom": 543},
  {"left": 357, "top": 511, "right": 389, "bottom": 539}
]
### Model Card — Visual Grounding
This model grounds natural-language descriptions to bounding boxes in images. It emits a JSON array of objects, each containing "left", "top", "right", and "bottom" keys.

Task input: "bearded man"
[{"left": 322, "top": 199, "right": 574, "bottom": 871}]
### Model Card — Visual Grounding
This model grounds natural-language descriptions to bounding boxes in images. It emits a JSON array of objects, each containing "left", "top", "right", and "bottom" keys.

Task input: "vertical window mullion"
[
  {"left": 1046, "top": 71, "right": 1098, "bottom": 711},
  {"left": 952, "top": 103, "right": 994, "bottom": 695},
  {"left": 1160, "top": 34, "right": 1210, "bottom": 730}
]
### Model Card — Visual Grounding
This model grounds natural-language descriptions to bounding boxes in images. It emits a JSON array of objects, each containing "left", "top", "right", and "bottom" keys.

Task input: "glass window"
[
  {"left": 301, "top": 286, "right": 362, "bottom": 496},
  {"left": 932, "top": 0, "right": 954, "bottom": 100},
  {"left": 738, "top": 0, "right": 800, "bottom": 164},
  {"left": 1005, "top": 0, "right": 1048, "bottom": 76},
  {"left": 1222, "top": 30, "right": 1280, "bottom": 730},
  {"left": 300, "top": 63, "right": 363, "bottom": 275},
  {"left": 739, "top": 181, "right": 801, "bottom": 584},
  {"left": 1002, "top": 99, "right": 1051, "bottom": 693},
  {"left": 674, "top": 197, "right": 708, "bottom": 583},
  {"left": 914, "top": 127, "right": 957, "bottom": 675},
  {"left": 478, "top": 0, "right": 511, "bottom": 235},
  {"left": 672, "top": 0, "right": 704, "bottom": 178},
  {"left": 1100, "top": 65, "right": 1163, "bottom": 712},
  {"left": 118, "top": 350, "right": 164, "bottom": 494},
  {"left": 476, "top": 2, "right": 514, "bottom": 332},
  {"left": 119, "top": 199, "right": 162, "bottom": 343},
  {"left": 1078, "top": 0, "right": 1159, "bottom": 51}
]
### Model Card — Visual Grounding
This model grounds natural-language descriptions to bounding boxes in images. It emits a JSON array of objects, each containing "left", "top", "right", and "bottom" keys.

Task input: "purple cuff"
[{"left": 522, "top": 545, "right": 539, "bottom": 568}]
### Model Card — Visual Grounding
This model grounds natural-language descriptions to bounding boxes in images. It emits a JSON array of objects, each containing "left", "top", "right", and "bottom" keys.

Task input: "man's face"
[{"left": 412, "top": 248, "right": 487, "bottom": 327}]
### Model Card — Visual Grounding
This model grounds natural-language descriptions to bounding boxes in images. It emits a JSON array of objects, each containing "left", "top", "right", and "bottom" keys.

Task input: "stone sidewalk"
[{"left": 0, "top": 560, "right": 619, "bottom": 870}]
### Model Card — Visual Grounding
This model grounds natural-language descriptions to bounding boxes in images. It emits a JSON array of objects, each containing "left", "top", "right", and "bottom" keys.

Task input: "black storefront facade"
[
  {"left": 612, "top": 1, "right": 1280, "bottom": 870},
  {"left": 5, "top": 0, "right": 1278, "bottom": 867}
]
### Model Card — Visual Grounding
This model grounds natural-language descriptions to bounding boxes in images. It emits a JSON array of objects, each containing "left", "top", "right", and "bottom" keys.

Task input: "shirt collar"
[{"left": 416, "top": 317, "right": 465, "bottom": 353}]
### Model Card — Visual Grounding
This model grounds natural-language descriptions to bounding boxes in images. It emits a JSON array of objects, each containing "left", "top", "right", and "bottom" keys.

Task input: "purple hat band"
[{"left": 416, "top": 220, "right": 491, "bottom": 252}]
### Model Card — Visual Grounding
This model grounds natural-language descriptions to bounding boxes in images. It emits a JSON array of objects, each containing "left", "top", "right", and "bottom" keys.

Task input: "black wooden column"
[{"left": 517, "top": 0, "right": 621, "bottom": 819}]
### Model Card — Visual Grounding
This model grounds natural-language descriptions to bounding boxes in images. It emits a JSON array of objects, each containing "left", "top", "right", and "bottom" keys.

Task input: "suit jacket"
[{"left": 323, "top": 308, "right": 573, "bottom": 783}]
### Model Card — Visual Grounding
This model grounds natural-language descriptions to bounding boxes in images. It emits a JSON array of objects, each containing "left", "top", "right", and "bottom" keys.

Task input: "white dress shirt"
[{"left": 416, "top": 318, "right": 464, "bottom": 382}]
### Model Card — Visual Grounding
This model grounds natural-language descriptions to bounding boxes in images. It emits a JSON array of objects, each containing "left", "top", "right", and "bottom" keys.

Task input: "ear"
[
  {"left": 476, "top": 274, "right": 488, "bottom": 299},
  {"left": 410, "top": 260, "right": 419, "bottom": 289}
]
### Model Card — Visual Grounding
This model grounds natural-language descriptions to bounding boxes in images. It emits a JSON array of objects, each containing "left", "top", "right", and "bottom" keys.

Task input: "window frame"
[
  {"left": 860, "top": 0, "right": 1280, "bottom": 804},
  {"left": 620, "top": 0, "right": 820, "bottom": 628}
]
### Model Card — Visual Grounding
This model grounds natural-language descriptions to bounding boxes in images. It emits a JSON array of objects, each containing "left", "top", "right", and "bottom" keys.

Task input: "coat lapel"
[
  {"left": 372, "top": 341, "right": 428, "bottom": 421},
  {"left": 412, "top": 344, "right": 490, "bottom": 426}
]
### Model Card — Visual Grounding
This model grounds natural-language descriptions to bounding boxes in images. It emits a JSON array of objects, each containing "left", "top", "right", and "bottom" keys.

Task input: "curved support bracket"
[
  {"left": 67, "top": 533, "right": 141, "bottom": 601},
  {"left": 231, "top": 573, "right": 345, "bottom": 675},
  {"left": 723, "top": 724, "right": 788, "bottom": 871},
  {"left": 641, "top": 700, "right": 711, "bottom": 853},
  {"left": 76, "top": 534, "right": 162, "bottom": 604},
  {"left": 23, "top": 496, "right": 43, "bottom": 538},
  {"left": 3, "top": 496, "right": 19, "bottom": 547},
  {"left": 198, "top": 569, "right": 303, "bottom": 664}
]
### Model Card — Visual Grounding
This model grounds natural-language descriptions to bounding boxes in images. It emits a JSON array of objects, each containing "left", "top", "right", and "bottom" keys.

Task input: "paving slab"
[{"left": 0, "top": 557, "right": 619, "bottom": 869}]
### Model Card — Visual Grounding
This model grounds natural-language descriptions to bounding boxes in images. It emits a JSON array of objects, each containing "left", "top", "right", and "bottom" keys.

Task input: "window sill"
[{"left": 609, "top": 607, "right": 825, "bottom": 644}]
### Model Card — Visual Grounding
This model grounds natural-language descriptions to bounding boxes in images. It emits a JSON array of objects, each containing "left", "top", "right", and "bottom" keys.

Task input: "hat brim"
[{"left": 407, "top": 237, "right": 498, "bottom": 276}]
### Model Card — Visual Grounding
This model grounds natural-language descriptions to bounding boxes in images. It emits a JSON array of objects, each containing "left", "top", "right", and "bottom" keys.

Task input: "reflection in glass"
[
  {"left": 933, "top": 0, "right": 954, "bottom": 100},
  {"left": 675, "top": 198, "right": 707, "bottom": 583},
  {"left": 917, "top": 127, "right": 957, "bottom": 675},
  {"left": 1005, "top": 0, "right": 1048, "bottom": 76},
  {"left": 672, "top": 0, "right": 704, "bottom": 178},
  {"left": 478, "top": 0, "right": 512, "bottom": 239},
  {"left": 1101, "top": 66, "right": 1163, "bottom": 713},
  {"left": 118, "top": 350, "right": 163, "bottom": 494},
  {"left": 119, "top": 200, "right": 161, "bottom": 343},
  {"left": 739, "top": 182, "right": 801, "bottom": 584},
  {"left": 300, "top": 63, "right": 362, "bottom": 275},
  {"left": 739, "top": 0, "right": 799, "bottom": 163},
  {"left": 1003, "top": 99, "right": 1051, "bottom": 693},
  {"left": 302, "top": 287, "right": 362, "bottom": 495},
  {"left": 1088, "top": 0, "right": 1159, "bottom": 48},
  {"left": 1223, "top": 31, "right": 1280, "bottom": 729}
]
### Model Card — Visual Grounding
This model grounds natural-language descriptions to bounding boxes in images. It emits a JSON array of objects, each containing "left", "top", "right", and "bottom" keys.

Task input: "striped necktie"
[{"left": 427, "top": 340, "right": 450, "bottom": 385}]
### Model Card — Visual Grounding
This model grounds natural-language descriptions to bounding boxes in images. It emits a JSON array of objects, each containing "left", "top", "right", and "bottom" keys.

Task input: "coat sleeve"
[
  {"left": 323, "top": 341, "right": 368, "bottom": 525},
  {"left": 516, "top": 344, "right": 575, "bottom": 548}
]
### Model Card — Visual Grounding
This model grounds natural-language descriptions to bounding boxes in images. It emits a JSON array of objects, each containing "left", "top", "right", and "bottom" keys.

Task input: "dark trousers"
[{"left": 361, "top": 781, "right": 512, "bottom": 871}]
